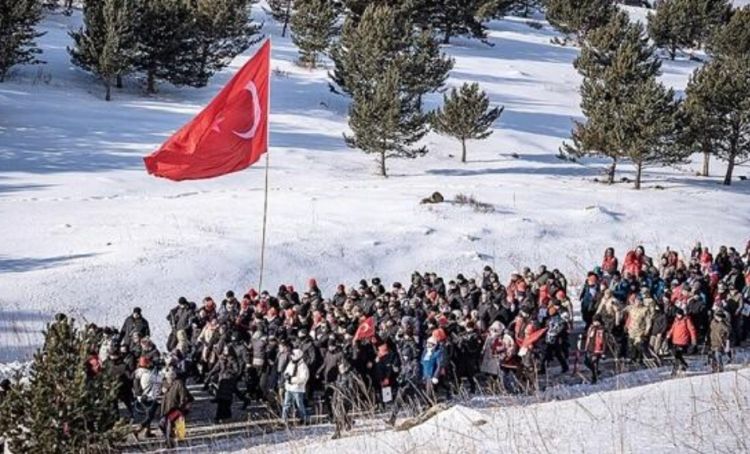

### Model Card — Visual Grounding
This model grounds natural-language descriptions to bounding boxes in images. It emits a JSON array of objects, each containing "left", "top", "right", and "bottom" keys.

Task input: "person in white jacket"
[
  {"left": 133, "top": 356, "right": 162, "bottom": 438},
  {"left": 281, "top": 348, "right": 309, "bottom": 424}
]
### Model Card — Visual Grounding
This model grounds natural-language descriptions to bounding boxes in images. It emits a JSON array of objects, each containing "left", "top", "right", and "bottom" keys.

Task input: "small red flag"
[{"left": 144, "top": 41, "right": 270, "bottom": 181}]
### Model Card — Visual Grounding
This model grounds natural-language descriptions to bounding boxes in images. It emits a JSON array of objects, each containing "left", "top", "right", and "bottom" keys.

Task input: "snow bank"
[{"left": 243, "top": 367, "right": 750, "bottom": 453}]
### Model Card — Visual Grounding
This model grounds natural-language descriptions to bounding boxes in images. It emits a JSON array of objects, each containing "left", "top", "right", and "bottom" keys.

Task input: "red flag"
[
  {"left": 144, "top": 41, "right": 270, "bottom": 181},
  {"left": 354, "top": 316, "right": 375, "bottom": 342}
]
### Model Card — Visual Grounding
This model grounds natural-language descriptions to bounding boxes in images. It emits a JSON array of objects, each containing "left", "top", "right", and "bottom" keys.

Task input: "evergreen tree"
[
  {"left": 563, "top": 11, "right": 676, "bottom": 188},
  {"left": 432, "top": 82, "right": 503, "bottom": 163},
  {"left": 707, "top": 5, "right": 750, "bottom": 58},
  {"left": 0, "top": 316, "right": 127, "bottom": 453},
  {"left": 683, "top": 57, "right": 750, "bottom": 185},
  {"left": 619, "top": 79, "right": 682, "bottom": 189},
  {"left": 132, "top": 0, "right": 196, "bottom": 93},
  {"left": 402, "top": 28, "right": 455, "bottom": 106},
  {"left": 291, "top": 0, "right": 337, "bottom": 68},
  {"left": 341, "top": 5, "right": 429, "bottom": 176},
  {"left": 187, "top": 0, "right": 263, "bottom": 87},
  {"left": 544, "top": 0, "right": 615, "bottom": 44},
  {"left": 431, "top": 0, "right": 488, "bottom": 44},
  {"left": 648, "top": 0, "right": 731, "bottom": 59},
  {"left": 0, "top": 0, "right": 45, "bottom": 82},
  {"left": 330, "top": 2, "right": 452, "bottom": 98},
  {"left": 346, "top": 65, "right": 428, "bottom": 177},
  {"left": 647, "top": 0, "right": 693, "bottom": 60},
  {"left": 69, "top": 0, "right": 135, "bottom": 101},
  {"left": 267, "top": 0, "right": 294, "bottom": 37}
]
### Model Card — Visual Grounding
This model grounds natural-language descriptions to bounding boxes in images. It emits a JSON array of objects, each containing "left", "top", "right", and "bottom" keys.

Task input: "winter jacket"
[
  {"left": 208, "top": 355, "right": 241, "bottom": 401},
  {"left": 134, "top": 367, "right": 161, "bottom": 401},
  {"left": 120, "top": 315, "right": 151, "bottom": 340},
  {"left": 396, "top": 337, "right": 421, "bottom": 386},
  {"left": 420, "top": 344, "right": 444, "bottom": 381},
  {"left": 317, "top": 349, "right": 343, "bottom": 384},
  {"left": 375, "top": 349, "right": 401, "bottom": 387},
  {"left": 160, "top": 378, "right": 193, "bottom": 417},
  {"left": 667, "top": 317, "right": 697, "bottom": 347},
  {"left": 250, "top": 335, "right": 267, "bottom": 367},
  {"left": 167, "top": 304, "right": 193, "bottom": 332},
  {"left": 284, "top": 359, "right": 309, "bottom": 393},
  {"left": 585, "top": 325, "right": 606, "bottom": 355},
  {"left": 626, "top": 305, "right": 652, "bottom": 340},
  {"left": 709, "top": 318, "right": 730, "bottom": 350}
]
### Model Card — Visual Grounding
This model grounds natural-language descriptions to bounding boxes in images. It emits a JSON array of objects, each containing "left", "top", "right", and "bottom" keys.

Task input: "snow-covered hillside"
[
  {"left": 239, "top": 367, "right": 750, "bottom": 454},
  {"left": 1, "top": 6, "right": 748, "bottom": 358}
]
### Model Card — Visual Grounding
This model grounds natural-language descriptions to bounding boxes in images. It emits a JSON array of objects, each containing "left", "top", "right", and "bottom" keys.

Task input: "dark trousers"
[
  {"left": 584, "top": 353, "right": 601, "bottom": 383},
  {"left": 215, "top": 398, "right": 232, "bottom": 421},
  {"left": 672, "top": 345, "right": 689, "bottom": 373},
  {"left": 543, "top": 342, "right": 569, "bottom": 373},
  {"left": 138, "top": 399, "right": 159, "bottom": 429}
]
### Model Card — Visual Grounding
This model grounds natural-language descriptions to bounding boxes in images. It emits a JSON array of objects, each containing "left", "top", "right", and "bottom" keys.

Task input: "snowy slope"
[
  {"left": 1, "top": 7, "right": 749, "bottom": 359},
  {"left": 235, "top": 367, "right": 750, "bottom": 453}
]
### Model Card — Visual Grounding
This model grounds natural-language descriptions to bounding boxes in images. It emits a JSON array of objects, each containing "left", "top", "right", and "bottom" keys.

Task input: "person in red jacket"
[
  {"left": 666, "top": 308, "right": 697, "bottom": 375},
  {"left": 602, "top": 247, "right": 618, "bottom": 276}
]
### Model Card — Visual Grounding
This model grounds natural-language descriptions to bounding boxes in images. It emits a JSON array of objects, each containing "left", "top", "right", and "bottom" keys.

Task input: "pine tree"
[
  {"left": 330, "top": 1, "right": 413, "bottom": 96},
  {"left": 187, "top": 0, "right": 263, "bottom": 87},
  {"left": 0, "top": 316, "right": 127, "bottom": 453},
  {"left": 330, "top": 3, "right": 452, "bottom": 98},
  {"left": 291, "top": 0, "right": 337, "bottom": 68},
  {"left": 707, "top": 5, "right": 750, "bottom": 58},
  {"left": 402, "top": 28, "right": 455, "bottom": 107},
  {"left": 648, "top": 0, "right": 731, "bottom": 59},
  {"left": 0, "top": 0, "right": 45, "bottom": 82},
  {"left": 346, "top": 65, "right": 428, "bottom": 177},
  {"left": 563, "top": 11, "right": 678, "bottom": 188},
  {"left": 647, "top": 0, "right": 693, "bottom": 60},
  {"left": 131, "top": 0, "right": 196, "bottom": 93},
  {"left": 544, "top": 0, "right": 616, "bottom": 44},
  {"left": 69, "top": 0, "right": 135, "bottom": 101},
  {"left": 341, "top": 5, "right": 429, "bottom": 177},
  {"left": 619, "top": 79, "right": 682, "bottom": 189},
  {"left": 683, "top": 57, "right": 750, "bottom": 185},
  {"left": 432, "top": 82, "right": 503, "bottom": 163},
  {"left": 431, "top": 0, "right": 488, "bottom": 44},
  {"left": 267, "top": 0, "right": 294, "bottom": 37}
]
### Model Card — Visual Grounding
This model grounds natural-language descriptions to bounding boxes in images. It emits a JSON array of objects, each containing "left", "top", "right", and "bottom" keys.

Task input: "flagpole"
[{"left": 258, "top": 38, "right": 271, "bottom": 293}]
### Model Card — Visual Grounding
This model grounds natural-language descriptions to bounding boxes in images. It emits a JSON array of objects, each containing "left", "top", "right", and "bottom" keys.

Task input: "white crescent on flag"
[{"left": 233, "top": 81, "right": 262, "bottom": 140}]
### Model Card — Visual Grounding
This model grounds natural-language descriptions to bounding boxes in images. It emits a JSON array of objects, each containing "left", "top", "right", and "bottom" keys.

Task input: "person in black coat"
[
  {"left": 120, "top": 307, "right": 150, "bottom": 341},
  {"left": 331, "top": 360, "right": 358, "bottom": 439},
  {"left": 386, "top": 333, "right": 422, "bottom": 426},
  {"left": 206, "top": 346, "right": 241, "bottom": 423}
]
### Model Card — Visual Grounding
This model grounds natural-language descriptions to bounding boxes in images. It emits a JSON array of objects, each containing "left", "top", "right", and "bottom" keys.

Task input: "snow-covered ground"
[
  {"left": 1, "top": 6, "right": 749, "bottom": 359},
  {"left": 237, "top": 367, "right": 750, "bottom": 454}
]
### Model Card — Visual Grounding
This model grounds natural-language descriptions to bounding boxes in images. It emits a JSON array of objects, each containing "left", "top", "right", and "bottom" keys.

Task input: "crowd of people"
[{"left": 77, "top": 241, "right": 749, "bottom": 444}]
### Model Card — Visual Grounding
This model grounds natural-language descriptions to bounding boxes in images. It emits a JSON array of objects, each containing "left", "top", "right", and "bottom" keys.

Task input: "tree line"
[
  {"left": 2, "top": 0, "right": 747, "bottom": 184},
  {"left": 551, "top": 0, "right": 749, "bottom": 187},
  {"left": 1, "top": 0, "right": 262, "bottom": 99}
]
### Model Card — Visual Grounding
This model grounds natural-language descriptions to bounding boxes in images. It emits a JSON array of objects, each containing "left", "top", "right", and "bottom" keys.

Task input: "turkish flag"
[{"left": 144, "top": 40, "right": 270, "bottom": 181}]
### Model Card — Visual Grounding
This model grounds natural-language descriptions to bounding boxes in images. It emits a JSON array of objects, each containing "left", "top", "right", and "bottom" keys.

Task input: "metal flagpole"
[{"left": 258, "top": 39, "right": 271, "bottom": 293}]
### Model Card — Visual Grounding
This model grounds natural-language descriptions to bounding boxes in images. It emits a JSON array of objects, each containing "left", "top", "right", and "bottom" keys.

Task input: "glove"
[{"left": 431, "top": 377, "right": 438, "bottom": 385}]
